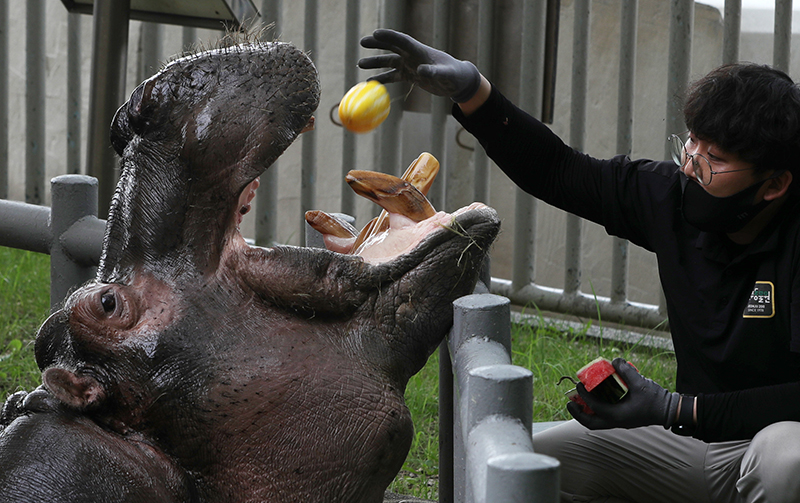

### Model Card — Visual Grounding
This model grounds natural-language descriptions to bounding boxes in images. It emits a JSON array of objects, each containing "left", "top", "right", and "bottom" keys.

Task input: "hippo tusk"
[
  {"left": 300, "top": 116, "right": 316, "bottom": 134},
  {"left": 346, "top": 171, "right": 436, "bottom": 222},
  {"left": 357, "top": 152, "right": 440, "bottom": 246},
  {"left": 400, "top": 152, "right": 440, "bottom": 196},
  {"left": 304, "top": 210, "right": 358, "bottom": 238},
  {"left": 309, "top": 152, "right": 441, "bottom": 255}
]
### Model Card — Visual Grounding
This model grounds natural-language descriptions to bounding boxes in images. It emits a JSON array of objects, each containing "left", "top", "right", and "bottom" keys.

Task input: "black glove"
[
  {"left": 568, "top": 358, "right": 680, "bottom": 430},
  {"left": 358, "top": 29, "right": 482, "bottom": 103}
]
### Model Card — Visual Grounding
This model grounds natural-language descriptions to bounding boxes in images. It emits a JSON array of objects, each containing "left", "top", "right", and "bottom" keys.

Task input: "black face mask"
[{"left": 680, "top": 171, "right": 773, "bottom": 233}]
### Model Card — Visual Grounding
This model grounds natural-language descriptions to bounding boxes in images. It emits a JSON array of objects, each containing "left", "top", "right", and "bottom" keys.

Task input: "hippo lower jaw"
[{"left": 356, "top": 202, "right": 489, "bottom": 265}]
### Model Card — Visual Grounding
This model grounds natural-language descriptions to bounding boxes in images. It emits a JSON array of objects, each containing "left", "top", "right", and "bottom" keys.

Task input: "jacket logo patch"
[{"left": 743, "top": 281, "right": 775, "bottom": 318}]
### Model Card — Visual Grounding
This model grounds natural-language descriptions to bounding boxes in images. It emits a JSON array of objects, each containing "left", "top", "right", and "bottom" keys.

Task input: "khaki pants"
[{"left": 531, "top": 420, "right": 800, "bottom": 503}]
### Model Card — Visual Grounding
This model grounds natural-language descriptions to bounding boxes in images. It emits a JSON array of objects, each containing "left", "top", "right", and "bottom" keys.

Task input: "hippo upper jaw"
[{"left": 101, "top": 41, "right": 321, "bottom": 284}]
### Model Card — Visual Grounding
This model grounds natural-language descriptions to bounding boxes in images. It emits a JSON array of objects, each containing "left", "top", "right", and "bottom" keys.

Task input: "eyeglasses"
[{"left": 668, "top": 131, "right": 757, "bottom": 186}]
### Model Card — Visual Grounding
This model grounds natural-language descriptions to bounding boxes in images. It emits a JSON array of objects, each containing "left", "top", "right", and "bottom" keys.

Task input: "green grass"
[
  {"left": 0, "top": 248, "right": 677, "bottom": 501},
  {"left": 0, "top": 247, "right": 50, "bottom": 398}
]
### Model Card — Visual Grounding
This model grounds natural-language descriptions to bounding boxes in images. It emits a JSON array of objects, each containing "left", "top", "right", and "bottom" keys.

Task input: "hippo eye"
[{"left": 100, "top": 292, "right": 117, "bottom": 313}]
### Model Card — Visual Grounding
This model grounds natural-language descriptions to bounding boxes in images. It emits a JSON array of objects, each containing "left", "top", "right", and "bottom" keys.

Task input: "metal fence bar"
[
  {"left": 377, "top": 0, "right": 406, "bottom": 179},
  {"left": 300, "top": 0, "right": 318, "bottom": 245},
  {"left": 86, "top": 0, "right": 131, "bottom": 216},
  {"left": 67, "top": 12, "right": 82, "bottom": 176},
  {"left": 723, "top": 0, "right": 741, "bottom": 64},
  {"left": 0, "top": 201, "right": 51, "bottom": 255},
  {"left": 340, "top": 0, "right": 360, "bottom": 217},
  {"left": 255, "top": 0, "right": 281, "bottom": 247},
  {"left": 491, "top": 278, "right": 665, "bottom": 328},
  {"left": 660, "top": 0, "right": 694, "bottom": 317},
  {"left": 138, "top": 23, "right": 163, "bottom": 82},
  {"left": 774, "top": 0, "right": 792, "bottom": 72},
  {"left": 472, "top": 0, "right": 493, "bottom": 205},
  {"left": 564, "top": 0, "right": 589, "bottom": 297},
  {"left": 182, "top": 26, "right": 197, "bottom": 52},
  {"left": 0, "top": 0, "right": 7, "bottom": 199},
  {"left": 449, "top": 294, "right": 559, "bottom": 503},
  {"left": 511, "top": 0, "right": 547, "bottom": 292},
  {"left": 26, "top": 0, "right": 46, "bottom": 205},
  {"left": 612, "top": 0, "right": 637, "bottom": 304},
  {"left": 428, "top": 0, "right": 450, "bottom": 212},
  {"left": 433, "top": 3, "right": 455, "bottom": 501}
]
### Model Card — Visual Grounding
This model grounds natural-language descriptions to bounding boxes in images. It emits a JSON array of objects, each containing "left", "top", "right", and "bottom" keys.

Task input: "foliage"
[{"left": 0, "top": 247, "right": 49, "bottom": 398}]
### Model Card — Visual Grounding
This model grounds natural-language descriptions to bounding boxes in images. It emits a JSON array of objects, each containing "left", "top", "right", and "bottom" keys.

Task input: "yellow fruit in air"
[{"left": 338, "top": 81, "right": 391, "bottom": 133}]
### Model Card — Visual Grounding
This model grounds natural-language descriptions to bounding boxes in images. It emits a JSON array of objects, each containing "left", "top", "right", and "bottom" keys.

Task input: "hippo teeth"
[
  {"left": 305, "top": 152, "right": 441, "bottom": 254},
  {"left": 305, "top": 152, "right": 489, "bottom": 263},
  {"left": 304, "top": 210, "right": 357, "bottom": 239},
  {"left": 346, "top": 171, "right": 436, "bottom": 222}
]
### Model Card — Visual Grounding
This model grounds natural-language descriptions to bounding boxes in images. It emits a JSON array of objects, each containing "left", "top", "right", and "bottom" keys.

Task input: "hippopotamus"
[{"left": 0, "top": 40, "right": 500, "bottom": 502}]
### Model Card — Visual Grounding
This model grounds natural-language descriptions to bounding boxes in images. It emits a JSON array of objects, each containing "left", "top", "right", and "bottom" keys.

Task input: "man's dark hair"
[{"left": 684, "top": 63, "right": 800, "bottom": 178}]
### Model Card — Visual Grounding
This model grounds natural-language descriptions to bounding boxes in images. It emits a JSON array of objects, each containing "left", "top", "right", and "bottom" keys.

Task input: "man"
[{"left": 359, "top": 29, "right": 800, "bottom": 502}]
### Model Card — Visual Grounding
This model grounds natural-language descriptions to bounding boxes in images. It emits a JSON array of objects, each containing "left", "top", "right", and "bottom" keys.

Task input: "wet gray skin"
[{"left": 0, "top": 41, "right": 500, "bottom": 503}]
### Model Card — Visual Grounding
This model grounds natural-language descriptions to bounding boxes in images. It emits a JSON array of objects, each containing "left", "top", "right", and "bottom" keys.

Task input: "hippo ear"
[{"left": 42, "top": 368, "right": 106, "bottom": 411}]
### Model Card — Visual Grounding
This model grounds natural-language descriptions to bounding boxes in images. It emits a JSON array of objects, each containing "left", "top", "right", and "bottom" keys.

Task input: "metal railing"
[{"left": 444, "top": 293, "right": 559, "bottom": 503}]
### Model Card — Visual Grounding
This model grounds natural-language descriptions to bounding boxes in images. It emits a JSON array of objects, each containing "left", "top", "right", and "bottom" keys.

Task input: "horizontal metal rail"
[{"left": 0, "top": 175, "right": 103, "bottom": 309}]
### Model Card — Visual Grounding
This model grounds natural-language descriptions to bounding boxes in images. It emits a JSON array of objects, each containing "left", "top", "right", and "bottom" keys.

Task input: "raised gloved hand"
[
  {"left": 568, "top": 358, "right": 681, "bottom": 430},
  {"left": 358, "top": 29, "right": 482, "bottom": 103}
]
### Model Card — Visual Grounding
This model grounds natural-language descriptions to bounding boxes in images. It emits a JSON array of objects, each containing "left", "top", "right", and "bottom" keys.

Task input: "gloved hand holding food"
[
  {"left": 562, "top": 357, "right": 681, "bottom": 430},
  {"left": 358, "top": 29, "right": 482, "bottom": 103}
]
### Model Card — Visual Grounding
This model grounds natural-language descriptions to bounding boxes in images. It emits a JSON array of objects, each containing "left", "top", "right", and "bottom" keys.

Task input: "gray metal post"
[
  {"left": 665, "top": 0, "right": 693, "bottom": 146},
  {"left": 722, "top": 0, "right": 741, "bottom": 65},
  {"left": 451, "top": 294, "right": 512, "bottom": 355},
  {"left": 340, "top": 0, "right": 359, "bottom": 217},
  {"left": 86, "top": 0, "right": 131, "bottom": 217},
  {"left": 428, "top": 0, "right": 450, "bottom": 212},
  {"left": 485, "top": 452, "right": 560, "bottom": 503},
  {"left": 67, "top": 12, "right": 82, "bottom": 175},
  {"left": 376, "top": 0, "right": 406, "bottom": 179},
  {"left": 26, "top": 0, "right": 45, "bottom": 205},
  {"left": 182, "top": 26, "right": 197, "bottom": 52},
  {"left": 49, "top": 176, "right": 100, "bottom": 309},
  {"left": 450, "top": 294, "right": 511, "bottom": 502},
  {"left": 662, "top": 0, "right": 693, "bottom": 319},
  {"left": 255, "top": 0, "right": 281, "bottom": 248},
  {"left": 565, "top": 0, "right": 590, "bottom": 296},
  {"left": 435, "top": 5, "right": 456, "bottom": 492},
  {"left": 0, "top": 0, "right": 6, "bottom": 199},
  {"left": 138, "top": 23, "right": 163, "bottom": 83},
  {"left": 512, "top": 0, "right": 547, "bottom": 291},
  {"left": 612, "top": 0, "right": 637, "bottom": 304},
  {"left": 773, "top": 0, "right": 792, "bottom": 72},
  {"left": 300, "top": 0, "right": 318, "bottom": 246},
  {"left": 438, "top": 335, "right": 454, "bottom": 503},
  {"left": 472, "top": 0, "right": 494, "bottom": 205},
  {"left": 466, "top": 365, "right": 532, "bottom": 432}
]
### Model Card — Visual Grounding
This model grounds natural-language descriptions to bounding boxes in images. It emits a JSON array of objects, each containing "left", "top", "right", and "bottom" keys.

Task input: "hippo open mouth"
[
  {"left": 0, "top": 40, "right": 500, "bottom": 503},
  {"left": 305, "top": 152, "right": 490, "bottom": 266}
]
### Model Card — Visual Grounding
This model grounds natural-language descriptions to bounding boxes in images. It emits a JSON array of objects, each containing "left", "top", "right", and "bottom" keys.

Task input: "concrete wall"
[{"left": 3, "top": 0, "right": 796, "bottom": 310}]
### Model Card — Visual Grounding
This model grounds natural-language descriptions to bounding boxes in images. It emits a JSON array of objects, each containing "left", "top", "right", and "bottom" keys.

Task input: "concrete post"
[{"left": 49, "top": 175, "right": 100, "bottom": 310}]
